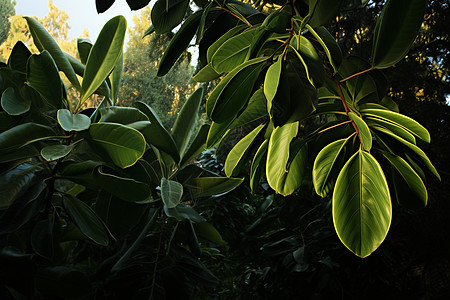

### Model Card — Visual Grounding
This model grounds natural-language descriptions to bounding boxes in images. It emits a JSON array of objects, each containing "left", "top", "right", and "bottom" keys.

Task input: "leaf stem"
[{"left": 339, "top": 67, "right": 374, "bottom": 83}]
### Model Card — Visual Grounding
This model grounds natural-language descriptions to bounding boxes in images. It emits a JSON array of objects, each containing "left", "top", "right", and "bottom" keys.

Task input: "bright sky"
[{"left": 14, "top": 0, "right": 144, "bottom": 44}]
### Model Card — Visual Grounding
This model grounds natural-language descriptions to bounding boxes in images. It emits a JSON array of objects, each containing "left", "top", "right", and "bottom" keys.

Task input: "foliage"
[
  {"left": 0, "top": 15, "right": 241, "bottom": 299},
  {"left": 0, "top": 0, "right": 16, "bottom": 45}
]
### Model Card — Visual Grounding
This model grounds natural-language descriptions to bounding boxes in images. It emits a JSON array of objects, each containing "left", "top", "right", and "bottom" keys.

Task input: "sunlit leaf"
[
  {"left": 57, "top": 109, "right": 91, "bottom": 131},
  {"left": 161, "top": 177, "right": 183, "bottom": 208}
]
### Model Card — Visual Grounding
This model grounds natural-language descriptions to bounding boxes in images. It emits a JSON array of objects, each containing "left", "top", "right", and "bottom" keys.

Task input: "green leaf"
[
  {"left": 25, "top": 17, "right": 81, "bottom": 91},
  {"left": 348, "top": 112, "right": 372, "bottom": 151},
  {"left": 381, "top": 151, "right": 427, "bottom": 208},
  {"left": 151, "top": 0, "right": 189, "bottom": 34},
  {"left": 361, "top": 108, "right": 430, "bottom": 143},
  {"left": 313, "top": 138, "right": 348, "bottom": 197},
  {"left": 308, "top": 0, "right": 343, "bottom": 28},
  {"left": 41, "top": 144, "right": 74, "bottom": 161},
  {"left": 161, "top": 177, "right": 183, "bottom": 208},
  {"left": 27, "top": 51, "right": 63, "bottom": 109},
  {"left": 89, "top": 122, "right": 146, "bottom": 168},
  {"left": 211, "top": 27, "right": 257, "bottom": 74},
  {"left": 77, "top": 38, "right": 92, "bottom": 65},
  {"left": 7, "top": 41, "right": 31, "bottom": 73},
  {"left": 62, "top": 195, "right": 109, "bottom": 246},
  {"left": 333, "top": 150, "right": 391, "bottom": 258},
  {"left": 109, "top": 51, "right": 123, "bottom": 104},
  {"left": 172, "top": 88, "right": 203, "bottom": 157},
  {"left": 291, "top": 35, "right": 325, "bottom": 87},
  {"left": 371, "top": 0, "right": 426, "bottom": 68},
  {"left": 0, "top": 123, "right": 58, "bottom": 155},
  {"left": 210, "top": 59, "right": 266, "bottom": 123},
  {"left": 57, "top": 109, "right": 91, "bottom": 131},
  {"left": 134, "top": 101, "right": 180, "bottom": 163},
  {"left": 157, "top": 10, "right": 202, "bottom": 76},
  {"left": 185, "top": 177, "right": 244, "bottom": 198},
  {"left": 193, "top": 222, "right": 226, "bottom": 246},
  {"left": 250, "top": 139, "right": 268, "bottom": 194},
  {"left": 181, "top": 123, "right": 209, "bottom": 166},
  {"left": 306, "top": 25, "right": 342, "bottom": 73},
  {"left": 207, "top": 25, "right": 247, "bottom": 63},
  {"left": 225, "top": 123, "right": 265, "bottom": 177},
  {"left": 193, "top": 63, "right": 221, "bottom": 82},
  {"left": 231, "top": 88, "right": 268, "bottom": 128},
  {"left": 100, "top": 106, "right": 148, "bottom": 124},
  {"left": 264, "top": 56, "right": 282, "bottom": 105},
  {"left": 164, "top": 203, "right": 206, "bottom": 222},
  {"left": 1, "top": 87, "right": 31, "bottom": 115},
  {"left": 365, "top": 116, "right": 416, "bottom": 144},
  {"left": 0, "top": 162, "right": 45, "bottom": 208},
  {"left": 79, "top": 15, "right": 126, "bottom": 108},
  {"left": 126, "top": 0, "right": 151, "bottom": 10}
]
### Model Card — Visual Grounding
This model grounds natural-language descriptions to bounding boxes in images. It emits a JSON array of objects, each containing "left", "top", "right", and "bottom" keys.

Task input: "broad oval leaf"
[
  {"left": 161, "top": 177, "right": 183, "bottom": 208},
  {"left": 371, "top": 0, "right": 426, "bottom": 68},
  {"left": 96, "top": 0, "right": 116, "bottom": 13},
  {"left": 361, "top": 108, "right": 430, "bottom": 143},
  {"left": 0, "top": 123, "right": 58, "bottom": 155},
  {"left": 306, "top": 25, "right": 342, "bottom": 73},
  {"left": 62, "top": 195, "right": 109, "bottom": 246},
  {"left": 27, "top": 51, "right": 63, "bottom": 109},
  {"left": 193, "top": 63, "right": 221, "bottom": 82},
  {"left": 308, "top": 0, "right": 343, "bottom": 28},
  {"left": 157, "top": 10, "right": 202, "bottom": 76},
  {"left": 313, "top": 138, "right": 348, "bottom": 197},
  {"left": 100, "top": 106, "right": 148, "bottom": 124},
  {"left": 25, "top": 17, "right": 81, "bottom": 91},
  {"left": 80, "top": 16, "right": 126, "bottom": 107},
  {"left": 381, "top": 151, "right": 427, "bottom": 209},
  {"left": 151, "top": 0, "right": 189, "bottom": 34},
  {"left": 333, "top": 150, "right": 391, "bottom": 258},
  {"left": 7, "top": 41, "right": 31, "bottom": 73},
  {"left": 207, "top": 25, "right": 247, "bottom": 63},
  {"left": 57, "top": 109, "right": 91, "bottom": 131},
  {"left": 126, "top": 0, "right": 151, "bottom": 10},
  {"left": 225, "top": 123, "right": 265, "bottom": 177},
  {"left": 41, "top": 144, "right": 74, "bottom": 161},
  {"left": 185, "top": 177, "right": 244, "bottom": 198},
  {"left": 264, "top": 56, "right": 282, "bottom": 105},
  {"left": 1, "top": 87, "right": 31, "bottom": 115},
  {"left": 348, "top": 112, "right": 372, "bottom": 151},
  {"left": 89, "top": 122, "right": 146, "bottom": 168}
]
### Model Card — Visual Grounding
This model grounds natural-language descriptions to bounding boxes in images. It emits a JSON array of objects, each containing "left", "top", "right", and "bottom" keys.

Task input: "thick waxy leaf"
[
  {"left": 89, "top": 122, "right": 146, "bottom": 168},
  {"left": 313, "top": 138, "right": 348, "bottom": 197},
  {"left": 291, "top": 35, "right": 325, "bottom": 87},
  {"left": 333, "top": 150, "right": 391, "bottom": 258},
  {"left": 96, "top": 0, "right": 116, "bottom": 13},
  {"left": 109, "top": 51, "right": 123, "bottom": 104},
  {"left": 126, "top": 0, "right": 151, "bottom": 10},
  {"left": 7, "top": 41, "right": 31, "bottom": 73},
  {"left": 231, "top": 88, "right": 268, "bottom": 128},
  {"left": 194, "top": 222, "right": 226, "bottom": 246},
  {"left": 0, "top": 163, "right": 45, "bottom": 208},
  {"left": 210, "top": 58, "right": 266, "bottom": 123},
  {"left": 185, "top": 177, "right": 244, "bottom": 198},
  {"left": 79, "top": 16, "right": 126, "bottom": 108},
  {"left": 0, "top": 123, "right": 58, "bottom": 155},
  {"left": 57, "top": 109, "right": 91, "bottom": 131},
  {"left": 308, "top": 0, "right": 343, "bottom": 28},
  {"left": 225, "top": 123, "right": 265, "bottom": 177},
  {"left": 361, "top": 108, "right": 430, "bottom": 143},
  {"left": 207, "top": 25, "right": 247, "bottom": 63},
  {"left": 164, "top": 203, "right": 205, "bottom": 223},
  {"left": 157, "top": 10, "right": 202, "bottom": 76},
  {"left": 211, "top": 27, "right": 257, "bottom": 73},
  {"left": 381, "top": 152, "right": 427, "bottom": 208},
  {"left": 63, "top": 195, "right": 109, "bottom": 246},
  {"left": 371, "top": 0, "right": 426, "bottom": 68},
  {"left": 151, "top": 0, "right": 189, "bottom": 34},
  {"left": 25, "top": 17, "right": 81, "bottom": 91},
  {"left": 181, "top": 124, "right": 209, "bottom": 166},
  {"left": 348, "top": 112, "right": 372, "bottom": 151},
  {"left": 172, "top": 88, "right": 203, "bottom": 157},
  {"left": 307, "top": 25, "right": 342, "bottom": 73},
  {"left": 41, "top": 144, "right": 74, "bottom": 161},
  {"left": 1, "top": 87, "right": 31, "bottom": 115},
  {"left": 365, "top": 116, "right": 416, "bottom": 144},
  {"left": 134, "top": 101, "right": 180, "bottom": 162},
  {"left": 193, "top": 63, "right": 221, "bottom": 82},
  {"left": 100, "top": 106, "right": 148, "bottom": 124},
  {"left": 161, "top": 177, "right": 183, "bottom": 208},
  {"left": 264, "top": 56, "right": 282, "bottom": 105},
  {"left": 250, "top": 139, "right": 268, "bottom": 194},
  {"left": 27, "top": 51, "right": 63, "bottom": 109},
  {"left": 36, "top": 266, "right": 92, "bottom": 299},
  {"left": 77, "top": 38, "right": 92, "bottom": 65}
]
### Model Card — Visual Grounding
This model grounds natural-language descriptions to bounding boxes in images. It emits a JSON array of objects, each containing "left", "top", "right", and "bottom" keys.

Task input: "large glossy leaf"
[
  {"left": 126, "top": 0, "right": 151, "bottom": 10},
  {"left": 193, "top": 63, "right": 221, "bottom": 82},
  {"left": 371, "top": 0, "right": 426, "bottom": 68},
  {"left": 308, "top": 0, "right": 343, "bottom": 28},
  {"left": 62, "top": 195, "right": 109, "bottom": 246},
  {"left": 0, "top": 162, "right": 45, "bottom": 208},
  {"left": 89, "top": 122, "right": 146, "bottom": 168},
  {"left": 79, "top": 16, "right": 126, "bottom": 108},
  {"left": 185, "top": 177, "right": 244, "bottom": 198},
  {"left": 96, "top": 0, "right": 115, "bottom": 13},
  {"left": 151, "top": 0, "right": 189, "bottom": 34},
  {"left": 134, "top": 101, "right": 180, "bottom": 162},
  {"left": 77, "top": 38, "right": 92, "bottom": 65},
  {"left": 172, "top": 88, "right": 203, "bottom": 157},
  {"left": 27, "top": 51, "right": 63, "bottom": 109},
  {"left": 57, "top": 109, "right": 91, "bottom": 131},
  {"left": 264, "top": 56, "right": 282, "bottom": 106},
  {"left": 211, "top": 27, "right": 257, "bottom": 74},
  {"left": 231, "top": 88, "right": 268, "bottom": 128},
  {"left": 313, "top": 138, "right": 348, "bottom": 197},
  {"left": 181, "top": 123, "right": 209, "bottom": 166},
  {"left": 161, "top": 177, "right": 183, "bottom": 208},
  {"left": 0, "top": 123, "right": 58, "bottom": 155},
  {"left": 1, "top": 87, "right": 31, "bottom": 115},
  {"left": 7, "top": 41, "right": 31, "bottom": 73},
  {"left": 109, "top": 51, "right": 123, "bottom": 104},
  {"left": 157, "top": 10, "right": 202, "bottom": 76},
  {"left": 41, "top": 144, "right": 74, "bottom": 161},
  {"left": 365, "top": 116, "right": 416, "bottom": 144},
  {"left": 225, "top": 123, "right": 265, "bottom": 177},
  {"left": 361, "top": 108, "right": 430, "bottom": 143},
  {"left": 333, "top": 150, "right": 391, "bottom": 258},
  {"left": 291, "top": 35, "right": 325, "bottom": 87},
  {"left": 348, "top": 112, "right": 372, "bottom": 151},
  {"left": 210, "top": 59, "right": 266, "bottom": 123},
  {"left": 207, "top": 25, "right": 247, "bottom": 63},
  {"left": 381, "top": 152, "right": 427, "bottom": 208},
  {"left": 25, "top": 17, "right": 81, "bottom": 91},
  {"left": 100, "top": 106, "right": 148, "bottom": 124},
  {"left": 307, "top": 25, "right": 342, "bottom": 73}
]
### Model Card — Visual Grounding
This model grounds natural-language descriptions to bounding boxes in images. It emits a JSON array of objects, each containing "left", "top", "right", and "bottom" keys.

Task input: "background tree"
[{"left": 0, "top": 0, "right": 16, "bottom": 45}]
